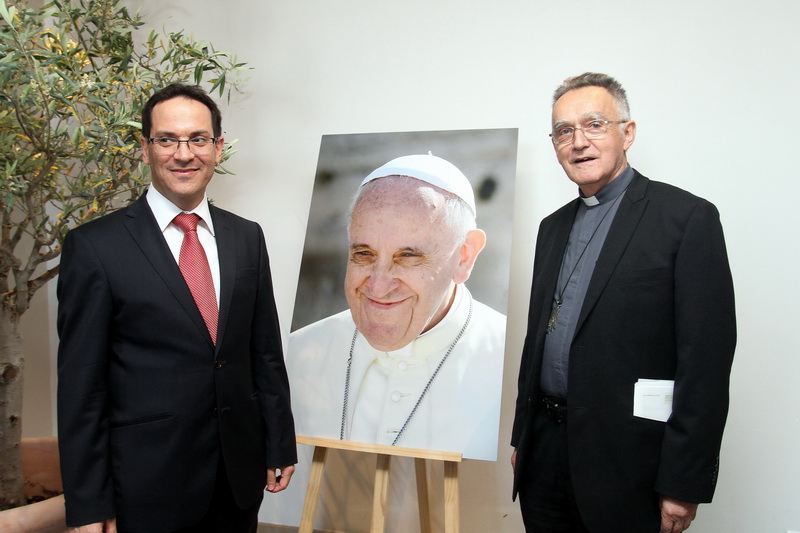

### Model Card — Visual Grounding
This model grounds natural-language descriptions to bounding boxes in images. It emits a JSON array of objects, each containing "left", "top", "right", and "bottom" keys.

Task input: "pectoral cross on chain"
[{"left": 546, "top": 299, "right": 562, "bottom": 334}]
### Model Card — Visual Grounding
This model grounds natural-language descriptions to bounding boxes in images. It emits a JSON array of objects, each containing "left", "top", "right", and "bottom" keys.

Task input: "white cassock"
[{"left": 287, "top": 284, "right": 505, "bottom": 461}]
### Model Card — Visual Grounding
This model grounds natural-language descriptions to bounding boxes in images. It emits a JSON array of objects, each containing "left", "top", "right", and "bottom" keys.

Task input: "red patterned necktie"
[{"left": 173, "top": 213, "right": 218, "bottom": 344}]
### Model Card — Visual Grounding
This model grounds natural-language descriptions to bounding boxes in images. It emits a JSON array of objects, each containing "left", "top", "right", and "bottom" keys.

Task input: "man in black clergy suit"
[
  {"left": 57, "top": 83, "right": 297, "bottom": 533},
  {"left": 511, "top": 73, "right": 736, "bottom": 533}
]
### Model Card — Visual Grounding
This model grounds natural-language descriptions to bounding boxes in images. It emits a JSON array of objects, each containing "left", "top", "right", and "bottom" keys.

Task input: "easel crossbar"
[
  {"left": 296, "top": 435, "right": 463, "bottom": 462},
  {"left": 296, "top": 436, "right": 462, "bottom": 533}
]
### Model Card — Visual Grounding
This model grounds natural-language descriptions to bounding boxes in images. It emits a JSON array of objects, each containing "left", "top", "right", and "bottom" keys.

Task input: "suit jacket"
[
  {"left": 511, "top": 171, "right": 736, "bottom": 532},
  {"left": 56, "top": 195, "right": 297, "bottom": 531}
]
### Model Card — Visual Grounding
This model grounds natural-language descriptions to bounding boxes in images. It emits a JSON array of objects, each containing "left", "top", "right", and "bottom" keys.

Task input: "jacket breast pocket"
[{"left": 110, "top": 412, "right": 174, "bottom": 429}]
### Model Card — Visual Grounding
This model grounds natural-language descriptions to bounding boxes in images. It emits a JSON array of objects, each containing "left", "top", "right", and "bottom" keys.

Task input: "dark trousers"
[
  {"left": 173, "top": 455, "right": 262, "bottom": 533},
  {"left": 518, "top": 405, "right": 590, "bottom": 533},
  {"left": 117, "top": 454, "right": 261, "bottom": 533}
]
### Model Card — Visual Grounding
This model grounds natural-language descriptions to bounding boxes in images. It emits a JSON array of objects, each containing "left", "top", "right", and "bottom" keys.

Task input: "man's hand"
[
  {"left": 510, "top": 448, "right": 517, "bottom": 472},
  {"left": 266, "top": 464, "right": 295, "bottom": 493},
  {"left": 660, "top": 495, "right": 698, "bottom": 533},
  {"left": 70, "top": 517, "right": 117, "bottom": 533}
]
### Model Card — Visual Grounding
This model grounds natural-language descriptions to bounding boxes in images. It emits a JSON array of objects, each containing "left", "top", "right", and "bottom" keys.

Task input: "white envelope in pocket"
[{"left": 633, "top": 379, "right": 674, "bottom": 422}]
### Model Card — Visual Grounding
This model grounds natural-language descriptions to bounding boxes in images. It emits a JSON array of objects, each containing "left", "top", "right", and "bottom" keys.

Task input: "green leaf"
[
  {"left": 210, "top": 72, "right": 226, "bottom": 96},
  {"left": 0, "top": 1, "right": 16, "bottom": 26}
]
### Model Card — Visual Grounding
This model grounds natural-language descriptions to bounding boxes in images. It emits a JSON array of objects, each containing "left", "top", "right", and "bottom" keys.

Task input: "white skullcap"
[{"left": 360, "top": 153, "right": 476, "bottom": 215}]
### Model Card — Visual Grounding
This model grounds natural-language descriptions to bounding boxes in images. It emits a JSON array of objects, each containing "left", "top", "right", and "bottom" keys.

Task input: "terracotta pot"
[
  {"left": 22, "top": 437, "right": 63, "bottom": 501},
  {"left": 0, "top": 437, "right": 67, "bottom": 533}
]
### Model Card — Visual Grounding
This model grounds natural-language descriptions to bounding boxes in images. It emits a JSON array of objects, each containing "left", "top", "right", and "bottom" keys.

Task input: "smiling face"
[
  {"left": 552, "top": 86, "right": 636, "bottom": 196},
  {"left": 344, "top": 178, "right": 485, "bottom": 352},
  {"left": 141, "top": 96, "right": 223, "bottom": 211}
]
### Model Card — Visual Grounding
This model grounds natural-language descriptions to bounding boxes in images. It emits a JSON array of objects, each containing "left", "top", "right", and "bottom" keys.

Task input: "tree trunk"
[{"left": 0, "top": 308, "right": 25, "bottom": 510}]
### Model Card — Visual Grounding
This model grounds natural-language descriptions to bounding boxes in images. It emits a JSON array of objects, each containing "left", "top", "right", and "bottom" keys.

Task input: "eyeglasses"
[
  {"left": 549, "top": 120, "right": 628, "bottom": 146},
  {"left": 146, "top": 136, "right": 219, "bottom": 152}
]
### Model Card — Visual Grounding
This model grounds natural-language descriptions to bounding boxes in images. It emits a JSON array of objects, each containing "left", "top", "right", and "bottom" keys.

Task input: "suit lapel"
[
  {"left": 539, "top": 206, "right": 578, "bottom": 307},
  {"left": 536, "top": 205, "right": 577, "bottom": 335},
  {"left": 211, "top": 206, "right": 235, "bottom": 353},
  {"left": 524, "top": 201, "right": 578, "bottom": 394},
  {"left": 123, "top": 196, "right": 214, "bottom": 347},
  {"left": 575, "top": 172, "right": 649, "bottom": 335}
]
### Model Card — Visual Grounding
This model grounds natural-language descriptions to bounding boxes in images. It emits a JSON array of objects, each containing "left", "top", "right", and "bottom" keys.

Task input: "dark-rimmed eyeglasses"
[{"left": 146, "top": 136, "right": 219, "bottom": 152}]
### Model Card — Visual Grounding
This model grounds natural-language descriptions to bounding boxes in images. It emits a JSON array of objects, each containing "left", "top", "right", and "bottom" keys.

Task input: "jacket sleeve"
[
  {"left": 251, "top": 224, "right": 298, "bottom": 467},
  {"left": 56, "top": 228, "right": 116, "bottom": 526},
  {"left": 511, "top": 265, "right": 541, "bottom": 448},
  {"left": 655, "top": 199, "right": 737, "bottom": 502}
]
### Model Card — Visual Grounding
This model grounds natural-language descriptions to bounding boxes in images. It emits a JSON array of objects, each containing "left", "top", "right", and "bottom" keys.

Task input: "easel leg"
[
  {"left": 415, "top": 458, "right": 432, "bottom": 533},
  {"left": 443, "top": 460, "right": 459, "bottom": 533},
  {"left": 298, "top": 446, "right": 328, "bottom": 533},
  {"left": 371, "top": 453, "right": 391, "bottom": 533}
]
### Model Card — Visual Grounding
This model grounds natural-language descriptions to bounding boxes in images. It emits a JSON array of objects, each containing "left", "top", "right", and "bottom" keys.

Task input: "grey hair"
[
  {"left": 346, "top": 176, "right": 477, "bottom": 245},
  {"left": 553, "top": 72, "right": 631, "bottom": 121}
]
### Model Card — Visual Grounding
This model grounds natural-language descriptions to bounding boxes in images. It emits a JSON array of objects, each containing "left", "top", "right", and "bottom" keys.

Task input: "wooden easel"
[{"left": 296, "top": 435, "right": 463, "bottom": 533}]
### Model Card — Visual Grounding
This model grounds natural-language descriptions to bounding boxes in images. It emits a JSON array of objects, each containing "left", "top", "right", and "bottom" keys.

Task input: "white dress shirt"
[{"left": 145, "top": 184, "right": 220, "bottom": 305}]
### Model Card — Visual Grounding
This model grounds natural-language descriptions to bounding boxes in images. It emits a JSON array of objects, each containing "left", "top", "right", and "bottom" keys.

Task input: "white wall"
[{"left": 36, "top": 1, "right": 799, "bottom": 531}]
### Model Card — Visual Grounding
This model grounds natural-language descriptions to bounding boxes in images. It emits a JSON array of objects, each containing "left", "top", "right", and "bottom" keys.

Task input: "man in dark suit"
[
  {"left": 57, "top": 83, "right": 297, "bottom": 533},
  {"left": 511, "top": 73, "right": 736, "bottom": 533}
]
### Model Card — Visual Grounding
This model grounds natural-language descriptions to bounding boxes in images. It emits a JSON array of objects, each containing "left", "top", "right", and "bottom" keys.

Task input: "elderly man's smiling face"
[
  {"left": 344, "top": 177, "right": 483, "bottom": 352},
  {"left": 552, "top": 86, "right": 636, "bottom": 196}
]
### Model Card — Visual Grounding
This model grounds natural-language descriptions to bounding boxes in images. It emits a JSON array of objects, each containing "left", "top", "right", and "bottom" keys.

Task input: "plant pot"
[{"left": 0, "top": 437, "right": 67, "bottom": 533}]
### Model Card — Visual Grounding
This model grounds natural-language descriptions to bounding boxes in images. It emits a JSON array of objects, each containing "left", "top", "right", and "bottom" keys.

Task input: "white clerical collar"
[{"left": 578, "top": 166, "right": 634, "bottom": 208}]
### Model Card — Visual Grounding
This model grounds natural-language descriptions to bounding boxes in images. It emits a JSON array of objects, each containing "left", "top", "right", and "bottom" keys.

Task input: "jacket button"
[{"left": 214, "top": 360, "right": 224, "bottom": 369}]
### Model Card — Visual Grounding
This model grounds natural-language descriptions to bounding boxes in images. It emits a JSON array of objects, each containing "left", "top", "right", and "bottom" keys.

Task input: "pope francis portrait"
[{"left": 287, "top": 153, "right": 506, "bottom": 461}]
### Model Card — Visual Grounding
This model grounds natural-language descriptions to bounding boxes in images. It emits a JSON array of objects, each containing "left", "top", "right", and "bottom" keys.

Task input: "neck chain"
[
  {"left": 340, "top": 295, "right": 474, "bottom": 445},
  {"left": 546, "top": 191, "right": 625, "bottom": 333}
]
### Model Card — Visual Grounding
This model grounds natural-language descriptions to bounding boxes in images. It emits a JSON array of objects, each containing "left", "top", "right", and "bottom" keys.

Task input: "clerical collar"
[{"left": 579, "top": 166, "right": 634, "bottom": 206}]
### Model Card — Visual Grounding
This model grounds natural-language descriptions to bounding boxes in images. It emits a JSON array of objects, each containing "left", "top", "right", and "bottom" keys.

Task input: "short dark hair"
[
  {"left": 552, "top": 72, "right": 630, "bottom": 120},
  {"left": 141, "top": 83, "right": 222, "bottom": 138}
]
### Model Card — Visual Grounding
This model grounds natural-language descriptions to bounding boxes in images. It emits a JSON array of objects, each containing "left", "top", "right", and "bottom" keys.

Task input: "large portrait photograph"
[{"left": 287, "top": 129, "right": 518, "bottom": 461}]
